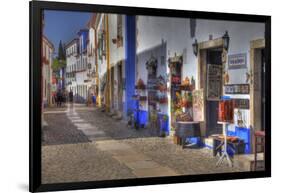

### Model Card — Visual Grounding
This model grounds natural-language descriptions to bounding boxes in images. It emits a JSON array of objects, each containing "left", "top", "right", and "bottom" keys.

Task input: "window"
[
  {"left": 98, "top": 31, "right": 105, "bottom": 60},
  {"left": 42, "top": 43, "right": 45, "bottom": 58}
]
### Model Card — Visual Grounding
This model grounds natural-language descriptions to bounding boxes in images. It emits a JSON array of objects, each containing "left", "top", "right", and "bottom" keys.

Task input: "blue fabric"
[
  {"left": 92, "top": 96, "right": 96, "bottom": 104},
  {"left": 157, "top": 113, "right": 169, "bottom": 134},
  {"left": 227, "top": 126, "right": 251, "bottom": 154}
]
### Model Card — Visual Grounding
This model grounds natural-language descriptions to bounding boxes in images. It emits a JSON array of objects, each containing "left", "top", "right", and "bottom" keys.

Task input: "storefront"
[{"left": 133, "top": 16, "right": 265, "bottom": 156}]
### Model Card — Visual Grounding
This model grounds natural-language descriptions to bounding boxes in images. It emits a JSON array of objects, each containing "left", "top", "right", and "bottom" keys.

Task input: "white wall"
[
  {"left": 108, "top": 14, "right": 126, "bottom": 66},
  {"left": 137, "top": 16, "right": 265, "bottom": 89},
  {"left": 97, "top": 14, "right": 107, "bottom": 78},
  {"left": 137, "top": 16, "right": 190, "bottom": 114},
  {"left": 186, "top": 19, "right": 265, "bottom": 88},
  {"left": 87, "top": 27, "right": 95, "bottom": 72},
  {"left": 108, "top": 14, "right": 126, "bottom": 111}
]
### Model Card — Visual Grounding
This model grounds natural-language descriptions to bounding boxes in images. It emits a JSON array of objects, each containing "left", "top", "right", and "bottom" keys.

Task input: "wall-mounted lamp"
[
  {"left": 192, "top": 39, "right": 198, "bottom": 56},
  {"left": 222, "top": 31, "right": 230, "bottom": 51}
]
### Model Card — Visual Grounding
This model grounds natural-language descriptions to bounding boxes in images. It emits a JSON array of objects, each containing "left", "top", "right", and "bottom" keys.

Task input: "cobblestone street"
[{"left": 42, "top": 104, "right": 248, "bottom": 184}]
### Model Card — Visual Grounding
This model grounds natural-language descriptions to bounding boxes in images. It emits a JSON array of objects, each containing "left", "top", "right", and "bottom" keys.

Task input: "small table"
[
  {"left": 175, "top": 121, "right": 201, "bottom": 148},
  {"left": 216, "top": 121, "right": 233, "bottom": 167}
]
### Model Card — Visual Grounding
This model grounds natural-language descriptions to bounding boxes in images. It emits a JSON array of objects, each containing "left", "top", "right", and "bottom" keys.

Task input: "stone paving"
[
  {"left": 42, "top": 142, "right": 135, "bottom": 184},
  {"left": 42, "top": 107, "right": 90, "bottom": 146},
  {"left": 42, "top": 103, "right": 248, "bottom": 184},
  {"left": 95, "top": 140, "right": 179, "bottom": 178},
  {"left": 121, "top": 137, "right": 244, "bottom": 175},
  {"left": 77, "top": 107, "right": 158, "bottom": 140}
]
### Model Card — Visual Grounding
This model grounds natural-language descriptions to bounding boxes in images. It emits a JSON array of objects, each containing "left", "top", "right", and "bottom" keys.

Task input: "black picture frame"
[{"left": 30, "top": 1, "right": 271, "bottom": 192}]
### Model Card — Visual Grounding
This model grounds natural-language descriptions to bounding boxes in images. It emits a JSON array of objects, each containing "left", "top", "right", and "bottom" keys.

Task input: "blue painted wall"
[
  {"left": 124, "top": 16, "right": 136, "bottom": 118},
  {"left": 77, "top": 29, "right": 89, "bottom": 53}
]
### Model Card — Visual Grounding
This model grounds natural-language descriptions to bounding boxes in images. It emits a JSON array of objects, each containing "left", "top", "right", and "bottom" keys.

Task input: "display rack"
[{"left": 216, "top": 121, "right": 234, "bottom": 167}]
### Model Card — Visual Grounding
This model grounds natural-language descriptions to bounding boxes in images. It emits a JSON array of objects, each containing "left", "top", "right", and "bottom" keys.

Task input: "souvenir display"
[{"left": 218, "top": 99, "right": 234, "bottom": 123}]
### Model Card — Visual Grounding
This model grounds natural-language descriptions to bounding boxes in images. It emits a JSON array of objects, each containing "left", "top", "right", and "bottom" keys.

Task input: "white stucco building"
[
  {"left": 65, "top": 38, "right": 78, "bottom": 95},
  {"left": 65, "top": 29, "right": 89, "bottom": 103}
]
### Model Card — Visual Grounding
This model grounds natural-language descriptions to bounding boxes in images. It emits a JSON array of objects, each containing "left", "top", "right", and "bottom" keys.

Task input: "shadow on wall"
[{"left": 136, "top": 41, "right": 167, "bottom": 81}]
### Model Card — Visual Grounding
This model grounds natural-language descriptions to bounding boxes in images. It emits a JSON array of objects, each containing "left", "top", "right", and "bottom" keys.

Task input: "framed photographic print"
[{"left": 30, "top": 1, "right": 271, "bottom": 192}]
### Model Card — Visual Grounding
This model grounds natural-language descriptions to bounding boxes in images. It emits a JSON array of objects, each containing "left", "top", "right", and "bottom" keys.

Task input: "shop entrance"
[
  {"left": 117, "top": 62, "right": 123, "bottom": 112},
  {"left": 253, "top": 48, "right": 265, "bottom": 131},
  {"left": 169, "top": 56, "right": 182, "bottom": 129},
  {"left": 206, "top": 48, "right": 223, "bottom": 136},
  {"left": 197, "top": 37, "right": 225, "bottom": 137},
  {"left": 250, "top": 39, "right": 265, "bottom": 133},
  {"left": 261, "top": 48, "right": 265, "bottom": 131}
]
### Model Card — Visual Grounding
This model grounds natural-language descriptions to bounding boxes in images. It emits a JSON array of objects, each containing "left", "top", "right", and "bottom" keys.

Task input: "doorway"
[
  {"left": 253, "top": 48, "right": 265, "bottom": 131},
  {"left": 111, "top": 66, "right": 114, "bottom": 109},
  {"left": 117, "top": 62, "right": 123, "bottom": 112},
  {"left": 261, "top": 49, "right": 265, "bottom": 131},
  {"left": 250, "top": 39, "right": 265, "bottom": 132},
  {"left": 169, "top": 57, "right": 182, "bottom": 129},
  {"left": 206, "top": 48, "right": 223, "bottom": 136}
]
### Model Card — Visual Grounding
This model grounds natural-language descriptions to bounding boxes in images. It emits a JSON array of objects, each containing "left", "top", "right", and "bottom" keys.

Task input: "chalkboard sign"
[
  {"left": 228, "top": 53, "right": 247, "bottom": 69},
  {"left": 207, "top": 64, "right": 222, "bottom": 100}
]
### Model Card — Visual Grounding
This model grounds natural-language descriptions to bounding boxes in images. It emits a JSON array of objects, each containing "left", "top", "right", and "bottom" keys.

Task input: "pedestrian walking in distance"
[
  {"left": 56, "top": 89, "right": 62, "bottom": 107},
  {"left": 69, "top": 89, "right": 73, "bottom": 104},
  {"left": 91, "top": 93, "right": 96, "bottom": 106}
]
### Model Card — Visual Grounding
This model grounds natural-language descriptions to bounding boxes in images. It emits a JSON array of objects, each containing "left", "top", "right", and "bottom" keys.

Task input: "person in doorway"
[
  {"left": 51, "top": 91, "right": 56, "bottom": 106},
  {"left": 56, "top": 89, "right": 62, "bottom": 107},
  {"left": 62, "top": 89, "right": 68, "bottom": 106}
]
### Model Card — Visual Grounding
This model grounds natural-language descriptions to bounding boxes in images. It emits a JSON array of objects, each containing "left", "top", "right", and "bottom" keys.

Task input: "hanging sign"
[
  {"left": 228, "top": 53, "right": 247, "bottom": 69},
  {"left": 233, "top": 99, "right": 250, "bottom": 109},
  {"left": 224, "top": 84, "right": 250, "bottom": 94}
]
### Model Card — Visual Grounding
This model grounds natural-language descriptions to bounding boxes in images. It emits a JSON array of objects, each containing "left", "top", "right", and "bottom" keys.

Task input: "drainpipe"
[
  {"left": 94, "top": 28, "right": 99, "bottom": 107},
  {"left": 105, "top": 14, "right": 111, "bottom": 112}
]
